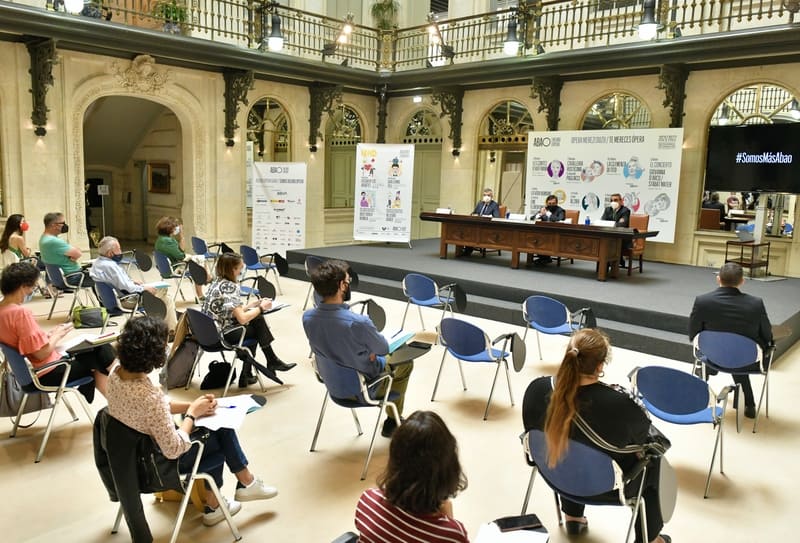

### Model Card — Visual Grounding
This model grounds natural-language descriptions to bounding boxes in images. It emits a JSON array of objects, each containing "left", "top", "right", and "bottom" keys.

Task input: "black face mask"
[
  {"left": 343, "top": 285, "right": 352, "bottom": 302},
  {"left": 60, "top": 223, "right": 69, "bottom": 234},
  {"left": 547, "top": 205, "right": 558, "bottom": 213}
]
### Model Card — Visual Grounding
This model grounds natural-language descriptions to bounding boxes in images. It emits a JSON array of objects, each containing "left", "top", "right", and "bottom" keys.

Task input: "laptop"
[{"left": 736, "top": 229, "right": 755, "bottom": 242}]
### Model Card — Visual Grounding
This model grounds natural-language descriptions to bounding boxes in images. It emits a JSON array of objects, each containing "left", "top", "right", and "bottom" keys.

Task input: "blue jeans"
[{"left": 178, "top": 427, "right": 248, "bottom": 490}]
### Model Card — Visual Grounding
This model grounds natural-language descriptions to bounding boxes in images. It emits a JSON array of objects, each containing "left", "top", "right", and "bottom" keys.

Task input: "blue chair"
[
  {"left": 191, "top": 235, "right": 222, "bottom": 262},
  {"left": 784, "top": 222, "right": 793, "bottom": 235},
  {"left": 630, "top": 365, "right": 733, "bottom": 498},
  {"left": 522, "top": 295, "right": 582, "bottom": 360},
  {"left": 433, "top": 317, "right": 517, "bottom": 420},
  {"left": 303, "top": 255, "right": 326, "bottom": 310},
  {"left": 693, "top": 330, "right": 773, "bottom": 433},
  {"left": 44, "top": 263, "right": 96, "bottom": 320},
  {"left": 521, "top": 428, "right": 653, "bottom": 543},
  {"left": 184, "top": 309, "right": 262, "bottom": 398},
  {"left": 240, "top": 244, "right": 283, "bottom": 295},
  {"left": 400, "top": 273, "right": 455, "bottom": 331},
  {"left": 94, "top": 281, "right": 140, "bottom": 326},
  {"left": 153, "top": 251, "right": 190, "bottom": 303},
  {"left": 1, "top": 343, "right": 94, "bottom": 463},
  {"left": 309, "top": 353, "right": 400, "bottom": 480}
]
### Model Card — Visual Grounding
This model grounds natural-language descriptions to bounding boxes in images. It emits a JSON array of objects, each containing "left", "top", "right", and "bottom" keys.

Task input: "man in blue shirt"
[{"left": 302, "top": 259, "right": 413, "bottom": 438}]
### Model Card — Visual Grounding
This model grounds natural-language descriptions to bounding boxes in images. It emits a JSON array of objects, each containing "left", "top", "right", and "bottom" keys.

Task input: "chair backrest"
[
  {"left": 784, "top": 223, "right": 793, "bottom": 234},
  {"left": 255, "top": 276, "right": 276, "bottom": 299},
  {"left": 185, "top": 309, "right": 223, "bottom": 350},
  {"left": 304, "top": 255, "right": 325, "bottom": 277},
  {"left": 314, "top": 355, "right": 365, "bottom": 401},
  {"left": 0, "top": 343, "right": 35, "bottom": 388},
  {"left": 632, "top": 366, "right": 711, "bottom": 416},
  {"left": 499, "top": 204, "right": 508, "bottom": 218},
  {"left": 190, "top": 236, "right": 208, "bottom": 255},
  {"left": 0, "top": 248, "right": 19, "bottom": 270},
  {"left": 187, "top": 260, "right": 209, "bottom": 286},
  {"left": 140, "top": 290, "right": 167, "bottom": 319},
  {"left": 134, "top": 251, "right": 153, "bottom": 272},
  {"left": 402, "top": 273, "right": 437, "bottom": 300},
  {"left": 629, "top": 214, "right": 650, "bottom": 252},
  {"left": 239, "top": 244, "right": 259, "bottom": 266},
  {"left": 699, "top": 208, "right": 724, "bottom": 230},
  {"left": 44, "top": 263, "right": 70, "bottom": 290},
  {"left": 695, "top": 330, "right": 761, "bottom": 370},
  {"left": 153, "top": 251, "right": 174, "bottom": 277},
  {"left": 439, "top": 318, "right": 490, "bottom": 358},
  {"left": 525, "top": 429, "right": 621, "bottom": 499},
  {"left": 94, "top": 281, "right": 122, "bottom": 313},
  {"left": 522, "top": 295, "right": 570, "bottom": 329},
  {"left": 564, "top": 209, "right": 580, "bottom": 224}
]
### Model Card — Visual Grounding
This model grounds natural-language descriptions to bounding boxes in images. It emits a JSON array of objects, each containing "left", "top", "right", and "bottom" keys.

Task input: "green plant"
[
  {"left": 370, "top": 0, "right": 399, "bottom": 30},
  {"left": 152, "top": 0, "right": 187, "bottom": 24}
]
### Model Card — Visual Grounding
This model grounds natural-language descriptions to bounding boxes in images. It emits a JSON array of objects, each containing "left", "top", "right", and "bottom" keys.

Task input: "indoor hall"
[{"left": 1, "top": 270, "right": 796, "bottom": 542}]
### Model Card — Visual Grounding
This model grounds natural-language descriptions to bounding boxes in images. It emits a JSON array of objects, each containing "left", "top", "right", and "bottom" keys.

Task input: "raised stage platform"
[{"left": 286, "top": 238, "right": 800, "bottom": 363}]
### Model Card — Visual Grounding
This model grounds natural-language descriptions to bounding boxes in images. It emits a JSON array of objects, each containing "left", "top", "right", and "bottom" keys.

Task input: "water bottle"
[{"left": 584, "top": 216, "right": 591, "bottom": 226}]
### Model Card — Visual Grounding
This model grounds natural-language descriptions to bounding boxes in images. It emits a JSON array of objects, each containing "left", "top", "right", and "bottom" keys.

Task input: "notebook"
[{"left": 381, "top": 330, "right": 416, "bottom": 353}]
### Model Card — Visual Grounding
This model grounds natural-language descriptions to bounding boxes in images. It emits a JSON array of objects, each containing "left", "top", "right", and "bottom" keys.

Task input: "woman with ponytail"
[{"left": 521, "top": 328, "right": 672, "bottom": 543}]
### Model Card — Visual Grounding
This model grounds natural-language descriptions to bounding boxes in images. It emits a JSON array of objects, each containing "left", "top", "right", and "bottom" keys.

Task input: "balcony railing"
[{"left": 31, "top": 0, "right": 800, "bottom": 72}]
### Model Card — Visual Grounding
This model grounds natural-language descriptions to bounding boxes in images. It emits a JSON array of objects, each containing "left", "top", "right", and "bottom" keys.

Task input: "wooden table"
[
  {"left": 420, "top": 212, "right": 658, "bottom": 281},
  {"left": 725, "top": 240, "right": 770, "bottom": 277}
]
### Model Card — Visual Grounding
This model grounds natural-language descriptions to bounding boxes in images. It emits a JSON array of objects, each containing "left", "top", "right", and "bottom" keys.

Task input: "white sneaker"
[
  {"left": 202, "top": 497, "right": 241, "bottom": 527},
  {"left": 234, "top": 477, "right": 278, "bottom": 502}
]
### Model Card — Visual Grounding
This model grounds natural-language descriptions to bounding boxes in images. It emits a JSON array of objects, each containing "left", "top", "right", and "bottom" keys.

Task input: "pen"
[
  {"left": 217, "top": 405, "right": 237, "bottom": 409},
  {"left": 391, "top": 330, "right": 404, "bottom": 338}
]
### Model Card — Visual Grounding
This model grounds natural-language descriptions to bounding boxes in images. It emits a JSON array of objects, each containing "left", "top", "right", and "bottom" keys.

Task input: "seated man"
[
  {"left": 689, "top": 262, "right": 773, "bottom": 419},
  {"left": 302, "top": 259, "right": 413, "bottom": 438},
  {"left": 702, "top": 192, "right": 726, "bottom": 222},
  {"left": 463, "top": 188, "right": 500, "bottom": 256},
  {"left": 600, "top": 193, "right": 631, "bottom": 267},
  {"left": 531, "top": 194, "right": 566, "bottom": 264},
  {"left": 39, "top": 211, "right": 94, "bottom": 288},
  {"left": 89, "top": 236, "right": 178, "bottom": 333}
]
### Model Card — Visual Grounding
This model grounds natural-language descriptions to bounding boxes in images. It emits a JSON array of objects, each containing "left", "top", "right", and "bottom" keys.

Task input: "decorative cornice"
[
  {"left": 530, "top": 75, "right": 563, "bottom": 131},
  {"left": 657, "top": 64, "right": 689, "bottom": 128},
  {"left": 308, "top": 82, "right": 342, "bottom": 148},
  {"left": 431, "top": 86, "right": 464, "bottom": 150},
  {"left": 110, "top": 55, "right": 169, "bottom": 93},
  {"left": 376, "top": 84, "right": 389, "bottom": 143},
  {"left": 26, "top": 38, "right": 58, "bottom": 136},
  {"left": 223, "top": 69, "right": 254, "bottom": 146}
]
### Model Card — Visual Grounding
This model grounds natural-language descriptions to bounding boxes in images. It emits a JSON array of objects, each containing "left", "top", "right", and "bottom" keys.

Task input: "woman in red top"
[
  {"left": 355, "top": 410, "right": 469, "bottom": 543},
  {"left": 0, "top": 262, "right": 114, "bottom": 402}
]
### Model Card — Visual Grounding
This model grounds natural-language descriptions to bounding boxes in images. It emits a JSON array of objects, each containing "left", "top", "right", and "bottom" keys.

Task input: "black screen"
[{"left": 704, "top": 124, "right": 800, "bottom": 193}]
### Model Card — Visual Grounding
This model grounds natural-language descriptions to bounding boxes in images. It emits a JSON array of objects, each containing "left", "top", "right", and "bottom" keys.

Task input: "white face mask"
[
  {"left": 173, "top": 226, "right": 181, "bottom": 236},
  {"left": 483, "top": 195, "right": 491, "bottom": 203},
  {"left": 610, "top": 201, "right": 620, "bottom": 210}
]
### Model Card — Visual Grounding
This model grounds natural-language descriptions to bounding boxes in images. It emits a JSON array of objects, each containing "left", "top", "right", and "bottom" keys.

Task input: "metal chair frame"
[
  {"left": 400, "top": 273, "right": 455, "bottom": 331},
  {"left": 240, "top": 244, "right": 283, "bottom": 295},
  {"left": 44, "top": 264, "right": 96, "bottom": 320},
  {"left": 303, "top": 255, "right": 325, "bottom": 310},
  {"left": 94, "top": 281, "right": 141, "bottom": 331},
  {"left": 153, "top": 251, "right": 191, "bottom": 303},
  {"left": 521, "top": 295, "right": 581, "bottom": 360}
]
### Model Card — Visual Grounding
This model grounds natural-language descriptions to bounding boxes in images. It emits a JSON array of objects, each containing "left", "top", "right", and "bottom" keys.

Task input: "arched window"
[
  {"left": 402, "top": 109, "right": 443, "bottom": 143},
  {"left": 581, "top": 92, "right": 652, "bottom": 129},
  {"left": 246, "top": 97, "right": 291, "bottom": 161},
  {"left": 325, "top": 104, "right": 363, "bottom": 208}
]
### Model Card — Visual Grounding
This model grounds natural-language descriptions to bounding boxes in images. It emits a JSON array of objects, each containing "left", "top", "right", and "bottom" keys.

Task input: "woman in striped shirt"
[{"left": 355, "top": 410, "right": 469, "bottom": 542}]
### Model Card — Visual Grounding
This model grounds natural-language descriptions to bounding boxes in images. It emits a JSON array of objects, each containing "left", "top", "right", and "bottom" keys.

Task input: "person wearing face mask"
[
  {"left": 0, "top": 262, "right": 116, "bottom": 402},
  {"left": 471, "top": 188, "right": 500, "bottom": 218},
  {"left": 303, "top": 259, "right": 414, "bottom": 438},
  {"left": 154, "top": 216, "right": 204, "bottom": 299},
  {"left": 0, "top": 214, "right": 33, "bottom": 260},
  {"left": 39, "top": 211, "right": 95, "bottom": 287},
  {"left": 89, "top": 236, "right": 178, "bottom": 332},
  {"left": 601, "top": 193, "right": 631, "bottom": 267},
  {"left": 534, "top": 194, "right": 566, "bottom": 223}
]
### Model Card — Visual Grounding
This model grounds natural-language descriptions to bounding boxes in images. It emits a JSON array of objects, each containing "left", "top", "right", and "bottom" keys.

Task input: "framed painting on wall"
[{"left": 148, "top": 163, "right": 171, "bottom": 193}]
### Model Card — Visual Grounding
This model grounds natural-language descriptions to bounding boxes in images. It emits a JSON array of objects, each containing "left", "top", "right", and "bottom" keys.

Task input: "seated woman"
[
  {"left": 202, "top": 252, "right": 296, "bottom": 388},
  {"left": 355, "top": 410, "right": 469, "bottom": 543},
  {"left": 0, "top": 262, "right": 115, "bottom": 402},
  {"left": 0, "top": 213, "right": 32, "bottom": 259},
  {"left": 154, "top": 216, "right": 204, "bottom": 299},
  {"left": 522, "top": 329, "right": 672, "bottom": 543},
  {"left": 108, "top": 316, "right": 279, "bottom": 526}
]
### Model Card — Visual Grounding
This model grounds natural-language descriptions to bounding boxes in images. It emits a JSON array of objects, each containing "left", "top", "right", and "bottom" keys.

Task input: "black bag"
[
  {"left": 0, "top": 362, "right": 52, "bottom": 423},
  {"left": 200, "top": 360, "right": 236, "bottom": 390},
  {"left": 72, "top": 305, "right": 108, "bottom": 328}
]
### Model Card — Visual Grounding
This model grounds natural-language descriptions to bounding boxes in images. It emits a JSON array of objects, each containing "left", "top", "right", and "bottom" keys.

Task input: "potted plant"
[
  {"left": 152, "top": 0, "right": 188, "bottom": 34},
  {"left": 370, "top": 0, "right": 399, "bottom": 30}
]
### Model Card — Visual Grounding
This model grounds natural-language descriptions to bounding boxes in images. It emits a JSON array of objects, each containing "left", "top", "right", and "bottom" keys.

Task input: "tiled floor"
[{"left": 2, "top": 270, "right": 796, "bottom": 542}]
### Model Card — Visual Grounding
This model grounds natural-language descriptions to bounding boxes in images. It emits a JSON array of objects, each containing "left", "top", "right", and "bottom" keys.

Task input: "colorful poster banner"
[
  {"left": 353, "top": 144, "right": 415, "bottom": 242},
  {"left": 251, "top": 162, "right": 307, "bottom": 256},
  {"left": 525, "top": 128, "right": 684, "bottom": 243}
]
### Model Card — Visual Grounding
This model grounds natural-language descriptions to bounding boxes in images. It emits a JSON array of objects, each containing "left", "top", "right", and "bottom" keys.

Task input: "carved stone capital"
[
  {"left": 530, "top": 75, "right": 563, "bottom": 131},
  {"left": 223, "top": 69, "right": 254, "bottom": 145},
  {"left": 657, "top": 64, "right": 689, "bottom": 128},
  {"left": 431, "top": 86, "right": 464, "bottom": 150},
  {"left": 110, "top": 55, "right": 170, "bottom": 94},
  {"left": 308, "top": 82, "right": 342, "bottom": 147},
  {"left": 27, "top": 38, "right": 58, "bottom": 137}
]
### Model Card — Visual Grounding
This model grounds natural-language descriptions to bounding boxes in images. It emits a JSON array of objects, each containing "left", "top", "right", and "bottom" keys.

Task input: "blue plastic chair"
[
  {"left": 784, "top": 222, "right": 793, "bottom": 235},
  {"left": 309, "top": 353, "right": 400, "bottom": 480},
  {"left": 94, "top": 281, "right": 140, "bottom": 324},
  {"left": 191, "top": 236, "right": 221, "bottom": 261},
  {"left": 303, "top": 255, "right": 326, "bottom": 310},
  {"left": 184, "top": 309, "right": 261, "bottom": 398},
  {"left": 693, "top": 330, "right": 773, "bottom": 433},
  {"left": 153, "top": 251, "right": 190, "bottom": 303},
  {"left": 240, "top": 244, "right": 283, "bottom": 295},
  {"left": 522, "top": 295, "right": 582, "bottom": 360},
  {"left": 521, "top": 428, "right": 652, "bottom": 543},
  {"left": 0, "top": 343, "right": 94, "bottom": 463},
  {"left": 433, "top": 317, "right": 516, "bottom": 420},
  {"left": 44, "top": 263, "right": 96, "bottom": 320},
  {"left": 630, "top": 365, "right": 733, "bottom": 498},
  {"left": 400, "top": 273, "right": 455, "bottom": 331}
]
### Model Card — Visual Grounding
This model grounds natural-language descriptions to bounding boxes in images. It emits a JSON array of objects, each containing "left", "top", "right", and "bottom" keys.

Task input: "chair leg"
[
  {"left": 483, "top": 361, "right": 503, "bottom": 420},
  {"left": 176, "top": 474, "right": 241, "bottom": 543},
  {"left": 639, "top": 254, "right": 643, "bottom": 273},
  {"left": 303, "top": 283, "right": 313, "bottom": 310},
  {"left": 521, "top": 467, "right": 537, "bottom": 515},
  {"left": 535, "top": 330, "right": 543, "bottom": 360},
  {"left": 47, "top": 291, "right": 59, "bottom": 320},
  {"left": 504, "top": 360, "right": 515, "bottom": 407},
  {"left": 753, "top": 371, "right": 770, "bottom": 433},
  {"left": 430, "top": 350, "right": 448, "bottom": 401},
  {"left": 361, "top": 406, "right": 384, "bottom": 480},
  {"left": 625, "top": 471, "right": 649, "bottom": 543},
  {"left": 310, "top": 392, "right": 330, "bottom": 451},
  {"left": 457, "top": 359, "right": 467, "bottom": 391},
  {"left": 112, "top": 504, "right": 123, "bottom": 534},
  {"left": 61, "top": 394, "right": 79, "bottom": 421},
  {"left": 35, "top": 390, "right": 64, "bottom": 463},
  {"left": 553, "top": 492, "right": 563, "bottom": 526},
  {"left": 10, "top": 394, "right": 30, "bottom": 437},
  {"left": 185, "top": 348, "right": 204, "bottom": 390},
  {"left": 627, "top": 255, "right": 633, "bottom": 276},
  {"left": 221, "top": 353, "right": 235, "bottom": 398},
  {"left": 522, "top": 326, "right": 528, "bottom": 343},
  {"left": 704, "top": 421, "right": 724, "bottom": 498},
  {"left": 417, "top": 305, "right": 425, "bottom": 330},
  {"left": 350, "top": 409, "right": 363, "bottom": 435},
  {"left": 400, "top": 301, "right": 410, "bottom": 330}
]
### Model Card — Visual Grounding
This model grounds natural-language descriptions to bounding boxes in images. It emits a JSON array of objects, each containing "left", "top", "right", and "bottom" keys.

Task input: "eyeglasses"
[{"left": 610, "top": 198, "right": 621, "bottom": 202}]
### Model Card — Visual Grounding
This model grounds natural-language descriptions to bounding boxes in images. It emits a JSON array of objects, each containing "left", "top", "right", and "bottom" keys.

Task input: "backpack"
[{"left": 162, "top": 313, "right": 198, "bottom": 389}]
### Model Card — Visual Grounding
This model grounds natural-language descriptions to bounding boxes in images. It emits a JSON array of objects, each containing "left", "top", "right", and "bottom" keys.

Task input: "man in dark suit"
[
  {"left": 472, "top": 188, "right": 500, "bottom": 217},
  {"left": 702, "top": 192, "right": 726, "bottom": 222},
  {"left": 688, "top": 262, "right": 773, "bottom": 418},
  {"left": 601, "top": 193, "right": 631, "bottom": 266},
  {"left": 533, "top": 194, "right": 566, "bottom": 223}
]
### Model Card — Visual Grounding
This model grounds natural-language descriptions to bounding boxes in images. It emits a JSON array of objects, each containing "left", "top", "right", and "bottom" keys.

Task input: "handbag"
[
  {"left": 0, "top": 362, "right": 52, "bottom": 426},
  {"left": 72, "top": 305, "right": 109, "bottom": 328},
  {"left": 200, "top": 360, "right": 236, "bottom": 390}
]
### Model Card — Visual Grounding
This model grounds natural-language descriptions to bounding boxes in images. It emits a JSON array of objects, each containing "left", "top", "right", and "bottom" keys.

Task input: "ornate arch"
[
  {"left": 324, "top": 103, "right": 364, "bottom": 145},
  {"left": 711, "top": 82, "right": 800, "bottom": 126},
  {"left": 245, "top": 96, "right": 292, "bottom": 160},
  {"left": 478, "top": 100, "right": 534, "bottom": 149},
  {"left": 581, "top": 91, "right": 652, "bottom": 130},
  {"left": 401, "top": 108, "right": 443, "bottom": 144}
]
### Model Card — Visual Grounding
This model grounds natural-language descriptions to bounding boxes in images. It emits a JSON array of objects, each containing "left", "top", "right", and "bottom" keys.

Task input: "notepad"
[
  {"left": 263, "top": 302, "right": 290, "bottom": 315},
  {"left": 143, "top": 281, "right": 170, "bottom": 289},
  {"left": 381, "top": 330, "right": 416, "bottom": 353}
]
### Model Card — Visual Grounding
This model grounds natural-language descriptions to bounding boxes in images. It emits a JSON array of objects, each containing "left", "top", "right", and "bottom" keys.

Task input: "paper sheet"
[
  {"left": 474, "top": 522, "right": 549, "bottom": 543},
  {"left": 194, "top": 394, "right": 261, "bottom": 431}
]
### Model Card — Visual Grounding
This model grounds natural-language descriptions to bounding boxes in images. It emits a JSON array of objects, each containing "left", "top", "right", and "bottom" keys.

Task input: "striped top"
[{"left": 355, "top": 488, "right": 469, "bottom": 543}]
